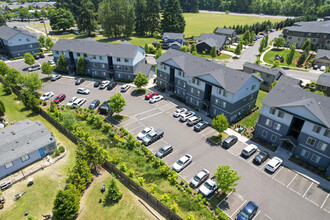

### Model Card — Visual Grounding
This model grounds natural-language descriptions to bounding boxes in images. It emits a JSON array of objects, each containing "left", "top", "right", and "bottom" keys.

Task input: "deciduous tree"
[
  {"left": 38, "top": 35, "right": 45, "bottom": 48},
  {"left": 0, "top": 100, "right": 5, "bottom": 116},
  {"left": 286, "top": 44, "right": 296, "bottom": 65},
  {"left": 57, "top": 54, "right": 67, "bottom": 72},
  {"left": 134, "top": 72, "right": 149, "bottom": 88},
  {"left": 45, "top": 37, "right": 54, "bottom": 50},
  {"left": 4, "top": 68, "right": 21, "bottom": 85},
  {"left": 49, "top": 8, "right": 75, "bottom": 31},
  {"left": 215, "top": 165, "right": 241, "bottom": 193},
  {"left": 24, "top": 53, "right": 35, "bottom": 66},
  {"left": 18, "top": 73, "right": 44, "bottom": 93},
  {"left": 41, "top": 62, "right": 54, "bottom": 77},
  {"left": 109, "top": 92, "right": 126, "bottom": 114},
  {"left": 273, "top": 37, "right": 285, "bottom": 49},
  {"left": 77, "top": 56, "right": 86, "bottom": 74},
  {"left": 301, "top": 39, "right": 311, "bottom": 51},
  {"left": 271, "top": 60, "right": 280, "bottom": 68},
  {"left": 62, "top": 110, "right": 77, "bottom": 129},
  {"left": 0, "top": 61, "right": 9, "bottom": 76},
  {"left": 212, "top": 114, "right": 229, "bottom": 135},
  {"left": 155, "top": 48, "right": 163, "bottom": 59}
]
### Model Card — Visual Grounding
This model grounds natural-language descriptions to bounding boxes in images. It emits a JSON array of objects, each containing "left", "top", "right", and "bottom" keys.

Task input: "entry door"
[{"left": 38, "top": 148, "right": 45, "bottom": 157}]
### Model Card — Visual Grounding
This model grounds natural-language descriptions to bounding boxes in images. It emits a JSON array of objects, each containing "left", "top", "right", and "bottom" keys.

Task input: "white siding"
[
  {"left": 281, "top": 106, "right": 324, "bottom": 125},
  {"left": 132, "top": 47, "right": 145, "bottom": 66},
  {"left": 301, "top": 121, "right": 330, "bottom": 143},
  {"left": 233, "top": 77, "right": 261, "bottom": 102}
]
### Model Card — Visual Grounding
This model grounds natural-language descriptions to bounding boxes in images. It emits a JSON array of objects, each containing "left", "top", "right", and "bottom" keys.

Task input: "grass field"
[
  {"left": 263, "top": 49, "right": 300, "bottom": 67},
  {"left": 183, "top": 13, "right": 284, "bottom": 37},
  {"left": 195, "top": 53, "right": 232, "bottom": 60}
]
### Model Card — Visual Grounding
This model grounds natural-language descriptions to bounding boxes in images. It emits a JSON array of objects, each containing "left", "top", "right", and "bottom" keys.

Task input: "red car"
[
  {"left": 53, "top": 94, "right": 66, "bottom": 104},
  {"left": 145, "top": 92, "right": 158, "bottom": 100}
]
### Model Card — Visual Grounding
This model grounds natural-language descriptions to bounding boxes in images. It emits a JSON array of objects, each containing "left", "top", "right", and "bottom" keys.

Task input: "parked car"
[
  {"left": 39, "top": 54, "right": 45, "bottom": 58},
  {"left": 48, "top": 60, "right": 55, "bottom": 66},
  {"left": 89, "top": 99, "right": 100, "bottom": 110},
  {"left": 236, "top": 201, "right": 258, "bottom": 220},
  {"left": 241, "top": 144, "right": 258, "bottom": 158},
  {"left": 39, "top": 92, "right": 54, "bottom": 101},
  {"left": 53, "top": 94, "right": 66, "bottom": 104},
  {"left": 190, "top": 169, "right": 210, "bottom": 188},
  {"left": 320, "top": 66, "right": 326, "bottom": 71},
  {"left": 33, "top": 54, "right": 39, "bottom": 60},
  {"left": 142, "top": 129, "right": 164, "bottom": 146},
  {"left": 72, "top": 98, "right": 86, "bottom": 107},
  {"left": 173, "top": 108, "right": 187, "bottom": 117},
  {"left": 137, "top": 126, "right": 154, "bottom": 140},
  {"left": 222, "top": 135, "right": 238, "bottom": 149},
  {"left": 149, "top": 95, "right": 163, "bottom": 103},
  {"left": 50, "top": 74, "right": 61, "bottom": 81},
  {"left": 99, "top": 101, "right": 112, "bottom": 115},
  {"left": 75, "top": 78, "right": 85, "bottom": 85},
  {"left": 145, "top": 92, "right": 158, "bottom": 100},
  {"left": 99, "top": 80, "right": 110, "bottom": 89},
  {"left": 187, "top": 116, "right": 202, "bottom": 126},
  {"left": 179, "top": 111, "right": 195, "bottom": 122},
  {"left": 194, "top": 121, "right": 209, "bottom": 132},
  {"left": 121, "top": 84, "right": 130, "bottom": 92},
  {"left": 199, "top": 179, "right": 218, "bottom": 198},
  {"left": 28, "top": 64, "right": 41, "bottom": 71},
  {"left": 265, "top": 157, "right": 283, "bottom": 173},
  {"left": 155, "top": 144, "right": 173, "bottom": 158},
  {"left": 313, "top": 64, "right": 318, "bottom": 70},
  {"left": 77, "top": 88, "right": 90, "bottom": 94},
  {"left": 66, "top": 97, "right": 77, "bottom": 106},
  {"left": 253, "top": 150, "right": 269, "bottom": 165},
  {"left": 107, "top": 81, "right": 117, "bottom": 90},
  {"left": 172, "top": 154, "right": 192, "bottom": 172},
  {"left": 94, "top": 81, "right": 101, "bottom": 87}
]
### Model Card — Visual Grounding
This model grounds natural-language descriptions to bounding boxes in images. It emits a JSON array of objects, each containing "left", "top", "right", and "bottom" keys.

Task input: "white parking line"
[
  {"left": 302, "top": 182, "right": 313, "bottom": 198},
  {"left": 247, "top": 156, "right": 255, "bottom": 164},
  {"left": 139, "top": 112, "right": 163, "bottom": 121},
  {"left": 254, "top": 210, "right": 261, "bottom": 219},
  {"left": 323, "top": 208, "right": 330, "bottom": 214},
  {"left": 134, "top": 108, "right": 157, "bottom": 116},
  {"left": 217, "top": 191, "right": 233, "bottom": 207},
  {"left": 286, "top": 173, "right": 298, "bottom": 188},
  {"left": 320, "top": 194, "right": 329, "bottom": 209},
  {"left": 289, "top": 187, "right": 302, "bottom": 196},
  {"left": 305, "top": 197, "right": 319, "bottom": 207},
  {"left": 264, "top": 213, "right": 272, "bottom": 219},
  {"left": 274, "top": 178, "right": 286, "bottom": 187},
  {"left": 122, "top": 118, "right": 138, "bottom": 126},
  {"left": 272, "top": 167, "right": 283, "bottom": 179},
  {"left": 259, "top": 162, "right": 268, "bottom": 171},
  {"left": 230, "top": 200, "right": 247, "bottom": 218}
]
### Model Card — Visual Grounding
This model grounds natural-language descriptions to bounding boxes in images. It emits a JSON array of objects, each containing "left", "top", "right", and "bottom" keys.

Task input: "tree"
[
  {"left": 4, "top": 68, "right": 21, "bottom": 85},
  {"left": 38, "top": 35, "right": 45, "bottom": 48},
  {"left": 234, "top": 44, "right": 241, "bottom": 56},
  {"left": 242, "top": 30, "right": 250, "bottom": 42},
  {"left": 144, "top": 43, "right": 149, "bottom": 54},
  {"left": 297, "top": 51, "right": 308, "bottom": 66},
  {"left": 146, "top": 0, "right": 161, "bottom": 35},
  {"left": 271, "top": 80, "right": 278, "bottom": 89},
  {"left": 273, "top": 37, "right": 285, "bottom": 49},
  {"left": 271, "top": 60, "right": 280, "bottom": 68},
  {"left": 19, "top": 73, "right": 44, "bottom": 93},
  {"left": 77, "top": 56, "right": 86, "bottom": 74},
  {"left": 0, "top": 14, "right": 6, "bottom": 26},
  {"left": 212, "top": 114, "right": 229, "bottom": 135},
  {"left": 62, "top": 110, "right": 77, "bottom": 129},
  {"left": 24, "top": 53, "right": 35, "bottom": 66},
  {"left": 156, "top": 42, "right": 161, "bottom": 50},
  {"left": 315, "top": 90, "right": 325, "bottom": 95},
  {"left": 34, "top": 9, "right": 41, "bottom": 19},
  {"left": 286, "top": 44, "right": 296, "bottom": 65},
  {"left": 45, "top": 37, "right": 54, "bottom": 50},
  {"left": 134, "top": 0, "right": 147, "bottom": 36},
  {"left": 325, "top": 66, "right": 330, "bottom": 73},
  {"left": 52, "top": 188, "right": 80, "bottom": 220},
  {"left": 249, "top": 31, "right": 256, "bottom": 43},
  {"left": 210, "top": 46, "right": 217, "bottom": 58},
  {"left": 98, "top": 0, "right": 112, "bottom": 38},
  {"left": 41, "top": 62, "right": 54, "bottom": 77},
  {"left": 0, "top": 61, "right": 9, "bottom": 76},
  {"left": 57, "top": 54, "right": 67, "bottom": 72},
  {"left": 49, "top": 8, "right": 75, "bottom": 31},
  {"left": 106, "top": 179, "right": 122, "bottom": 202},
  {"left": 180, "top": 45, "right": 188, "bottom": 52},
  {"left": 19, "top": 8, "right": 32, "bottom": 21},
  {"left": 0, "top": 100, "right": 5, "bottom": 116},
  {"left": 161, "top": 0, "right": 185, "bottom": 33},
  {"left": 124, "top": 5, "right": 135, "bottom": 38},
  {"left": 134, "top": 72, "right": 149, "bottom": 88},
  {"left": 41, "top": 8, "right": 47, "bottom": 18},
  {"left": 301, "top": 39, "right": 311, "bottom": 51},
  {"left": 109, "top": 93, "right": 126, "bottom": 114},
  {"left": 190, "top": 43, "right": 197, "bottom": 53},
  {"left": 258, "top": 40, "right": 264, "bottom": 53},
  {"left": 77, "top": 0, "right": 98, "bottom": 36},
  {"left": 66, "top": 157, "right": 93, "bottom": 193},
  {"left": 214, "top": 165, "right": 241, "bottom": 193},
  {"left": 155, "top": 48, "right": 163, "bottom": 59}
]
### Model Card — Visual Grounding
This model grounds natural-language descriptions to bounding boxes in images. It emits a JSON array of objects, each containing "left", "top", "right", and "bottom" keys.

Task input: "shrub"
[
  {"left": 160, "top": 165, "right": 171, "bottom": 176},
  {"left": 54, "top": 149, "right": 60, "bottom": 157},
  {"left": 148, "top": 183, "right": 157, "bottom": 194},
  {"left": 180, "top": 179, "right": 185, "bottom": 185},
  {"left": 171, "top": 202, "right": 179, "bottom": 213},
  {"left": 138, "top": 177, "right": 145, "bottom": 186},
  {"left": 128, "top": 168, "right": 135, "bottom": 178},
  {"left": 167, "top": 171, "right": 178, "bottom": 185},
  {"left": 109, "top": 153, "right": 121, "bottom": 165},
  {"left": 106, "top": 179, "right": 122, "bottom": 202},
  {"left": 153, "top": 157, "right": 161, "bottom": 168},
  {"left": 59, "top": 146, "right": 65, "bottom": 153},
  {"left": 135, "top": 156, "right": 146, "bottom": 167},
  {"left": 119, "top": 162, "right": 127, "bottom": 172},
  {"left": 42, "top": 101, "right": 47, "bottom": 106}
]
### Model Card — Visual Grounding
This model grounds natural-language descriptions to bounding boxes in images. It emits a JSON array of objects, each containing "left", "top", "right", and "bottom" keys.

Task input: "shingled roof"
[
  {"left": 315, "top": 49, "right": 330, "bottom": 60},
  {"left": 284, "top": 21, "right": 330, "bottom": 34},
  {"left": 277, "top": 75, "right": 302, "bottom": 86},
  {"left": 0, "top": 26, "right": 37, "bottom": 41},
  {"left": 52, "top": 38, "right": 141, "bottom": 59},
  {"left": 262, "top": 83, "right": 330, "bottom": 128},
  {"left": 214, "top": 27, "right": 235, "bottom": 35},
  {"left": 243, "top": 62, "right": 286, "bottom": 76},
  {"left": 157, "top": 49, "right": 262, "bottom": 94},
  {"left": 0, "top": 120, "right": 56, "bottom": 167},
  {"left": 194, "top": 33, "right": 227, "bottom": 50},
  {"left": 316, "top": 73, "right": 330, "bottom": 87},
  {"left": 162, "top": 32, "right": 184, "bottom": 40}
]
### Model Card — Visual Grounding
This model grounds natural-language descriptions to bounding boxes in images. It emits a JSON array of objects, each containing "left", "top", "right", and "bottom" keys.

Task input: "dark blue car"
[{"left": 236, "top": 201, "right": 258, "bottom": 220}]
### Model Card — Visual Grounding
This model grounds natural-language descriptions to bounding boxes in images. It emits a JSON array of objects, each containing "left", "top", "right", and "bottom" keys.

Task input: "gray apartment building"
[
  {"left": 0, "top": 120, "right": 57, "bottom": 179},
  {"left": 254, "top": 83, "right": 330, "bottom": 175},
  {"left": 156, "top": 49, "right": 263, "bottom": 123},
  {"left": 283, "top": 20, "right": 330, "bottom": 50},
  {"left": 52, "top": 38, "right": 153, "bottom": 81},
  {"left": 316, "top": 73, "right": 330, "bottom": 97},
  {"left": 0, "top": 26, "right": 40, "bottom": 58}
]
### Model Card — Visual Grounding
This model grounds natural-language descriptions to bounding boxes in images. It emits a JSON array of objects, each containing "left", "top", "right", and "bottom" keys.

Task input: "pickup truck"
[{"left": 142, "top": 128, "right": 164, "bottom": 146}]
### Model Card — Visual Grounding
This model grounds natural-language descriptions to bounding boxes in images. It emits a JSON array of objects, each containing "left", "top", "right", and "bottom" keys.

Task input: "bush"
[
  {"left": 128, "top": 168, "right": 135, "bottom": 178},
  {"left": 54, "top": 149, "right": 60, "bottom": 157},
  {"left": 59, "top": 146, "right": 65, "bottom": 153},
  {"left": 171, "top": 202, "right": 179, "bottom": 213},
  {"left": 119, "top": 162, "right": 127, "bottom": 172},
  {"left": 42, "top": 101, "right": 47, "bottom": 106},
  {"left": 106, "top": 179, "right": 122, "bottom": 202},
  {"left": 138, "top": 177, "right": 145, "bottom": 186}
]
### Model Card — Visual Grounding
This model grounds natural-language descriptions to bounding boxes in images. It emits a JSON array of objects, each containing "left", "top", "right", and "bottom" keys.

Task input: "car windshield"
[
  {"left": 239, "top": 210, "right": 250, "bottom": 219},
  {"left": 204, "top": 182, "right": 213, "bottom": 190},
  {"left": 146, "top": 134, "right": 152, "bottom": 139},
  {"left": 193, "top": 175, "right": 201, "bottom": 182},
  {"left": 177, "top": 159, "right": 185, "bottom": 166},
  {"left": 158, "top": 148, "right": 165, "bottom": 154},
  {"left": 196, "top": 123, "right": 201, "bottom": 128},
  {"left": 141, "top": 130, "right": 147, "bottom": 134},
  {"left": 55, "top": 97, "right": 60, "bottom": 100}
]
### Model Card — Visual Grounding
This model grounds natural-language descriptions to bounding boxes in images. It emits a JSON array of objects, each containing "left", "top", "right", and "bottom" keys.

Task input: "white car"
[
  {"left": 265, "top": 157, "right": 283, "bottom": 173},
  {"left": 39, "top": 92, "right": 54, "bottom": 101},
  {"left": 199, "top": 179, "right": 218, "bottom": 198},
  {"left": 48, "top": 60, "right": 55, "bottom": 66},
  {"left": 173, "top": 108, "right": 187, "bottom": 117},
  {"left": 99, "top": 80, "right": 110, "bottom": 89},
  {"left": 190, "top": 169, "right": 210, "bottom": 188},
  {"left": 241, "top": 144, "right": 258, "bottom": 158},
  {"left": 77, "top": 88, "right": 90, "bottom": 94},
  {"left": 28, "top": 64, "right": 41, "bottom": 72},
  {"left": 172, "top": 154, "right": 192, "bottom": 172},
  {"left": 121, "top": 84, "right": 130, "bottom": 92},
  {"left": 149, "top": 95, "right": 164, "bottom": 104},
  {"left": 72, "top": 98, "right": 86, "bottom": 107},
  {"left": 137, "top": 126, "right": 154, "bottom": 140},
  {"left": 66, "top": 97, "right": 77, "bottom": 106},
  {"left": 179, "top": 111, "right": 195, "bottom": 122},
  {"left": 50, "top": 74, "right": 61, "bottom": 81},
  {"left": 320, "top": 66, "right": 326, "bottom": 71}
]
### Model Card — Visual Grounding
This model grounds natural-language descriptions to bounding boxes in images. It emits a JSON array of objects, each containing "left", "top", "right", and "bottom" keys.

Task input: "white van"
[
  {"left": 241, "top": 144, "right": 258, "bottom": 157},
  {"left": 187, "top": 116, "right": 201, "bottom": 126}
]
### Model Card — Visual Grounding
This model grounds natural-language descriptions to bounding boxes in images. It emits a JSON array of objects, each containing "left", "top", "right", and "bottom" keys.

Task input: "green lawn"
[
  {"left": 184, "top": 13, "right": 284, "bottom": 37},
  {"left": 195, "top": 53, "right": 232, "bottom": 60},
  {"left": 239, "top": 90, "right": 267, "bottom": 128},
  {"left": 263, "top": 49, "right": 300, "bottom": 67}
]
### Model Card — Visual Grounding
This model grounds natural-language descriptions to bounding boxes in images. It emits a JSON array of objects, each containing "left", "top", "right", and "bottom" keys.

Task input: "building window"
[
  {"left": 21, "top": 154, "right": 30, "bottom": 162},
  {"left": 92, "top": 55, "right": 96, "bottom": 59},
  {"left": 265, "top": 119, "right": 272, "bottom": 127},
  {"left": 125, "top": 67, "right": 130, "bottom": 71},
  {"left": 100, "top": 64, "right": 105, "bottom": 68},
  {"left": 221, "top": 101, "right": 226, "bottom": 108},
  {"left": 300, "top": 149, "right": 310, "bottom": 158},
  {"left": 190, "top": 97, "right": 193, "bottom": 104},
  {"left": 5, "top": 161, "right": 13, "bottom": 169},
  {"left": 215, "top": 98, "right": 220, "bottom": 105},
  {"left": 178, "top": 71, "right": 181, "bottom": 76},
  {"left": 217, "top": 88, "right": 222, "bottom": 94},
  {"left": 192, "top": 78, "right": 196, "bottom": 84},
  {"left": 262, "top": 130, "right": 268, "bottom": 138},
  {"left": 213, "top": 108, "right": 217, "bottom": 115},
  {"left": 250, "top": 94, "right": 254, "bottom": 100},
  {"left": 127, "top": 75, "right": 130, "bottom": 79},
  {"left": 77, "top": 53, "right": 80, "bottom": 57},
  {"left": 269, "top": 107, "right": 276, "bottom": 115},
  {"left": 99, "top": 56, "right": 103, "bottom": 60},
  {"left": 251, "top": 84, "right": 256, "bottom": 90},
  {"left": 117, "top": 73, "right": 121, "bottom": 78},
  {"left": 190, "top": 87, "right": 194, "bottom": 93},
  {"left": 19, "top": 39, "right": 21, "bottom": 41},
  {"left": 55, "top": 51, "right": 59, "bottom": 55},
  {"left": 271, "top": 134, "right": 277, "bottom": 142},
  {"left": 312, "top": 125, "right": 321, "bottom": 134},
  {"left": 196, "top": 90, "right": 200, "bottom": 96},
  {"left": 310, "top": 154, "right": 321, "bottom": 164},
  {"left": 84, "top": 53, "right": 87, "bottom": 57},
  {"left": 324, "top": 129, "right": 330, "bottom": 138},
  {"left": 117, "top": 58, "right": 121, "bottom": 62},
  {"left": 273, "top": 122, "right": 281, "bottom": 131},
  {"left": 316, "top": 142, "right": 327, "bottom": 152},
  {"left": 223, "top": 91, "right": 228, "bottom": 97},
  {"left": 124, "top": 58, "right": 129, "bottom": 62},
  {"left": 278, "top": 111, "right": 284, "bottom": 118},
  {"left": 29, "top": 44, "right": 33, "bottom": 48},
  {"left": 117, "top": 66, "right": 122, "bottom": 70},
  {"left": 306, "top": 137, "right": 316, "bottom": 146},
  {"left": 93, "top": 63, "right": 98, "bottom": 68},
  {"left": 26, "top": 38, "right": 30, "bottom": 42}
]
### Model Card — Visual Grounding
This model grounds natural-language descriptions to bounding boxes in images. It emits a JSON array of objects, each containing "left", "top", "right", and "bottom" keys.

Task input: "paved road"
[{"left": 199, "top": 10, "right": 295, "bottom": 19}]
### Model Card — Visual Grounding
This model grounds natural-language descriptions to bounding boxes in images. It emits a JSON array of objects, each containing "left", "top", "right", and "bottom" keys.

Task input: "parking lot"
[{"left": 40, "top": 77, "right": 330, "bottom": 220}]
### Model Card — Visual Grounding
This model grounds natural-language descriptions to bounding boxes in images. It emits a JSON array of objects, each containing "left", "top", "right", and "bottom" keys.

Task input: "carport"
[{"left": 279, "top": 136, "right": 298, "bottom": 152}]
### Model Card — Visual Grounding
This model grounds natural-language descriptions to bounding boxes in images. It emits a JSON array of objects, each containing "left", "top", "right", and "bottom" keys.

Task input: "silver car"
[
  {"left": 190, "top": 169, "right": 210, "bottom": 188},
  {"left": 172, "top": 154, "right": 192, "bottom": 172}
]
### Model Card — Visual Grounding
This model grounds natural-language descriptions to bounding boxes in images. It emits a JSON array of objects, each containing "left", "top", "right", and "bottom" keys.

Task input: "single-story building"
[
  {"left": 0, "top": 120, "right": 57, "bottom": 180},
  {"left": 162, "top": 32, "right": 184, "bottom": 49},
  {"left": 316, "top": 73, "right": 330, "bottom": 96},
  {"left": 314, "top": 49, "right": 330, "bottom": 67},
  {"left": 194, "top": 33, "right": 227, "bottom": 54}
]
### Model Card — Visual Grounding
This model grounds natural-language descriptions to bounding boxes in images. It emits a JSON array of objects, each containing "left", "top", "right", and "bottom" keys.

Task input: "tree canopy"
[
  {"left": 161, "top": 0, "right": 185, "bottom": 33},
  {"left": 52, "top": 187, "right": 80, "bottom": 220},
  {"left": 24, "top": 53, "right": 35, "bottom": 66},
  {"left": 273, "top": 37, "right": 285, "bottom": 49},
  {"left": 212, "top": 114, "right": 229, "bottom": 134},
  {"left": 41, "top": 62, "right": 54, "bottom": 76},
  {"left": 18, "top": 72, "right": 44, "bottom": 93},
  {"left": 77, "top": 0, "right": 98, "bottom": 36},
  {"left": 77, "top": 56, "right": 86, "bottom": 74},
  {"left": 49, "top": 8, "right": 75, "bottom": 31},
  {"left": 134, "top": 72, "right": 149, "bottom": 88},
  {"left": 109, "top": 93, "right": 126, "bottom": 114},
  {"left": 215, "top": 165, "right": 241, "bottom": 193}
]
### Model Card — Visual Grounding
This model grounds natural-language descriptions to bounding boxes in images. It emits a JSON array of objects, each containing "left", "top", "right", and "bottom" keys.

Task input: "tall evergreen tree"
[
  {"left": 77, "top": 0, "right": 98, "bottom": 36},
  {"left": 134, "top": 0, "right": 147, "bottom": 36},
  {"left": 146, "top": 0, "right": 161, "bottom": 35},
  {"left": 110, "top": 0, "right": 126, "bottom": 37},
  {"left": 161, "top": 0, "right": 186, "bottom": 33},
  {"left": 98, "top": 0, "right": 112, "bottom": 38},
  {"left": 124, "top": 5, "right": 135, "bottom": 38}
]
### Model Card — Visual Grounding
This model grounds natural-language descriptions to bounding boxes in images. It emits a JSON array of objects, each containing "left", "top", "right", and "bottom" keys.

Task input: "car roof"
[
  {"left": 205, "top": 179, "right": 216, "bottom": 186},
  {"left": 224, "top": 135, "right": 237, "bottom": 142},
  {"left": 180, "top": 155, "right": 190, "bottom": 162},
  {"left": 244, "top": 144, "right": 257, "bottom": 151},
  {"left": 244, "top": 201, "right": 258, "bottom": 214},
  {"left": 92, "top": 99, "right": 99, "bottom": 103},
  {"left": 162, "top": 144, "right": 172, "bottom": 150},
  {"left": 196, "top": 170, "right": 208, "bottom": 178},
  {"left": 269, "top": 157, "right": 281, "bottom": 166}
]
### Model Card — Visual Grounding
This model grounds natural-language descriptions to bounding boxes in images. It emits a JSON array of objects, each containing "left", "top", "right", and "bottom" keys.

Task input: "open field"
[
  {"left": 263, "top": 49, "right": 300, "bottom": 67},
  {"left": 195, "top": 53, "right": 232, "bottom": 60}
]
